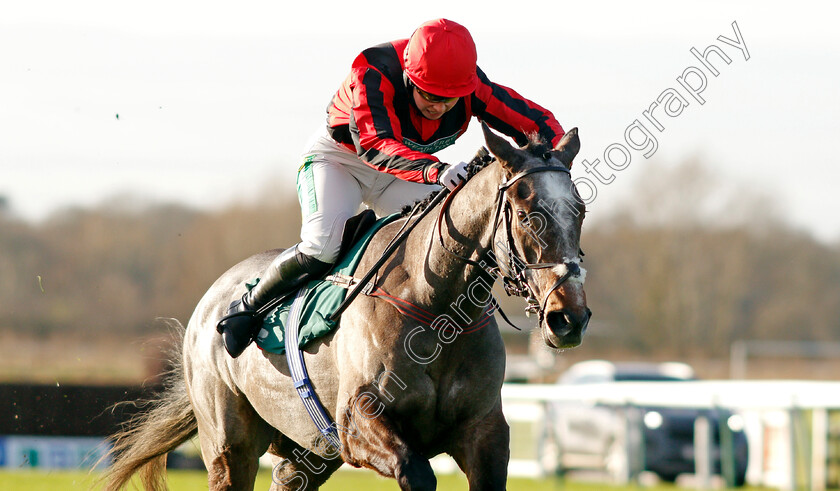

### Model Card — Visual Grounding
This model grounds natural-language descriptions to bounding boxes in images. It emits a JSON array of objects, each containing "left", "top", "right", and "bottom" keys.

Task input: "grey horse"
[{"left": 101, "top": 124, "right": 589, "bottom": 491}]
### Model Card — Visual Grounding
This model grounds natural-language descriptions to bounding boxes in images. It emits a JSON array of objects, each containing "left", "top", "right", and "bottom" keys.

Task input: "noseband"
[{"left": 436, "top": 161, "right": 583, "bottom": 323}]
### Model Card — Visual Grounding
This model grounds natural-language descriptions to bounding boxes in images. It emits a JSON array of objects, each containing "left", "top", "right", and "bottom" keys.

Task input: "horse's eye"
[
  {"left": 516, "top": 209, "right": 531, "bottom": 226},
  {"left": 542, "top": 152, "right": 552, "bottom": 161}
]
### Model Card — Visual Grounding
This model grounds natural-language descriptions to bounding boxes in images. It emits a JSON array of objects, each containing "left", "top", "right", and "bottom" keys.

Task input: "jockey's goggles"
[{"left": 415, "top": 86, "right": 459, "bottom": 104}]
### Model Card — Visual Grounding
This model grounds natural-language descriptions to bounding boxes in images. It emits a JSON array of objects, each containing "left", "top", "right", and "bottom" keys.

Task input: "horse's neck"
[
  {"left": 439, "top": 165, "right": 501, "bottom": 266},
  {"left": 409, "top": 164, "right": 502, "bottom": 320}
]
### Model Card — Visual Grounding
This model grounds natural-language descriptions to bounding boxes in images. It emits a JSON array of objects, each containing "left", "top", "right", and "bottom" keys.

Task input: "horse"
[{"left": 101, "top": 123, "right": 590, "bottom": 491}]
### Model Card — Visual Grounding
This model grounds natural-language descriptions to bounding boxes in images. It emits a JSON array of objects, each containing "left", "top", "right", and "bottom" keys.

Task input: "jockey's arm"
[
  {"left": 349, "top": 67, "right": 448, "bottom": 185},
  {"left": 470, "top": 67, "right": 565, "bottom": 147}
]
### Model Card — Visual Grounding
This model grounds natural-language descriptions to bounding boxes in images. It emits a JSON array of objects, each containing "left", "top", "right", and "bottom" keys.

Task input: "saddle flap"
[{"left": 337, "top": 209, "right": 378, "bottom": 261}]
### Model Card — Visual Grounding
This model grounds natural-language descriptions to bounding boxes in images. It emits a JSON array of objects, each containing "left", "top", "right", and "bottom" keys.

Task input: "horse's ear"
[
  {"left": 481, "top": 122, "right": 523, "bottom": 170},
  {"left": 553, "top": 127, "right": 580, "bottom": 169}
]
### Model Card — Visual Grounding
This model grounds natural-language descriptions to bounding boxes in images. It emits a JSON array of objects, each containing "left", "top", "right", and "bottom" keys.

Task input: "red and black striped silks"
[{"left": 326, "top": 39, "right": 565, "bottom": 184}]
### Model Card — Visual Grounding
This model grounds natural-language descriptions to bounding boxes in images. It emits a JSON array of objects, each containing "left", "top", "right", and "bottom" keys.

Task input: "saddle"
[
  {"left": 253, "top": 211, "right": 398, "bottom": 354},
  {"left": 337, "top": 209, "right": 378, "bottom": 260}
]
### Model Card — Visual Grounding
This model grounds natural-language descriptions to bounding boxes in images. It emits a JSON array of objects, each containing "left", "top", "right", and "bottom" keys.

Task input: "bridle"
[
  {"left": 436, "top": 156, "right": 584, "bottom": 324},
  {"left": 328, "top": 150, "right": 584, "bottom": 327}
]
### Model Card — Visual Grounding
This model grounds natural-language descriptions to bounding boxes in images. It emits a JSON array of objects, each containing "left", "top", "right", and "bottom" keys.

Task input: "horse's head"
[{"left": 482, "top": 124, "right": 591, "bottom": 349}]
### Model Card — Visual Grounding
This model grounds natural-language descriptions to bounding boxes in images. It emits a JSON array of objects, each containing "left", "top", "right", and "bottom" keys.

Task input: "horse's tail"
[{"left": 99, "top": 320, "right": 198, "bottom": 491}]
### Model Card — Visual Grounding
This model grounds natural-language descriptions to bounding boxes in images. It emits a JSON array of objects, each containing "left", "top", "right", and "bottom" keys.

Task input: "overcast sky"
[{"left": 2, "top": 1, "right": 839, "bottom": 242}]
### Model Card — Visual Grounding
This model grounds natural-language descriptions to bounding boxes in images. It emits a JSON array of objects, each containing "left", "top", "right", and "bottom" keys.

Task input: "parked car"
[{"left": 540, "top": 360, "right": 749, "bottom": 485}]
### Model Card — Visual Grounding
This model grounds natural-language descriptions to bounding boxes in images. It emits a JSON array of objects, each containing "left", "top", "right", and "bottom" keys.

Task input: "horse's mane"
[
  {"left": 399, "top": 147, "right": 495, "bottom": 216},
  {"left": 399, "top": 131, "right": 569, "bottom": 217}
]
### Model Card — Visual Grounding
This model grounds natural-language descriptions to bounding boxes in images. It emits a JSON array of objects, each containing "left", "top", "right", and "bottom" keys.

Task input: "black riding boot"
[{"left": 216, "top": 245, "right": 331, "bottom": 358}]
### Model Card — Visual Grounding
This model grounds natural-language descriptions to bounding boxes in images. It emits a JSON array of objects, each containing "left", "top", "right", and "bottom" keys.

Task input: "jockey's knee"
[
  {"left": 294, "top": 246, "right": 333, "bottom": 276},
  {"left": 297, "top": 239, "right": 341, "bottom": 265},
  {"left": 299, "top": 210, "right": 353, "bottom": 265}
]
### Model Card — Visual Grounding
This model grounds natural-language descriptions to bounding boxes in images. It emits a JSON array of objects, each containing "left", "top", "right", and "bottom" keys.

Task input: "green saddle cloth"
[{"left": 254, "top": 213, "right": 399, "bottom": 354}]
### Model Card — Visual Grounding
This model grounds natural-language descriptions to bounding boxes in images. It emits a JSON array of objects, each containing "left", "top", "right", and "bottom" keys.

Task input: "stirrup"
[{"left": 216, "top": 298, "right": 261, "bottom": 358}]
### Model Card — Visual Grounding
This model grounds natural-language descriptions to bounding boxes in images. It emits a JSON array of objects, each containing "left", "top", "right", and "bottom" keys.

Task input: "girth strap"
[{"left": 285, "top": 286, "right": 341, "bottom": 450}]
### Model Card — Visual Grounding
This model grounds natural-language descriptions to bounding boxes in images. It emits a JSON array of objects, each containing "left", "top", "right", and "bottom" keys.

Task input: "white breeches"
[{"left": 295, "top": 127, "right": 439, "bottom": 263}]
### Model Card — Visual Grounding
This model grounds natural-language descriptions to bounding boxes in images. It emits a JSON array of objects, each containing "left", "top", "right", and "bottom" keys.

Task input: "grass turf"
[{"left": 0, "top": 468, "right": 776, "bottom": 490}]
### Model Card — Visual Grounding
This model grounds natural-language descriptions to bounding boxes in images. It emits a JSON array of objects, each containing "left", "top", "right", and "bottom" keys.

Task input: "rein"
[
  {"left": 328, "top": 151, "right": 581, "bottom": 332},
  {"left": 327, "top": 187, "right": 450, "bottom": 323}
]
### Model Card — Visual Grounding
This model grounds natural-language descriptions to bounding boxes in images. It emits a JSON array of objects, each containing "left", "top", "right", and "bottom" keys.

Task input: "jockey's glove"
[{"left": 438, "top": 161, "right": 469, "bottom": 191}]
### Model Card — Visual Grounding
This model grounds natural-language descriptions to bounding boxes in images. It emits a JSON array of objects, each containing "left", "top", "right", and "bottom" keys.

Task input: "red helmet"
[{"left": 404, "top": 19, "right": 478, "bottom": 98}]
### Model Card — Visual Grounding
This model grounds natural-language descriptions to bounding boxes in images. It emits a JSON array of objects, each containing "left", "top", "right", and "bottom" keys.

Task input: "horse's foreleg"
[
  {"left": 449, "top": 402, "right": 510, "bottom": 491},
  {"left": 265, "top": 435, "right": 343, "bottom": 490},
  {"left": 338, "top": 389, "right": 436, "bottom": 491}
]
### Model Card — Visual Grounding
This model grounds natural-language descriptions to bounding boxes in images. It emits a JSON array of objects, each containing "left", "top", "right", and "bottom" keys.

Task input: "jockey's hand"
[{"left": 438, "top": 161, "right": 468, "bottom": 191}]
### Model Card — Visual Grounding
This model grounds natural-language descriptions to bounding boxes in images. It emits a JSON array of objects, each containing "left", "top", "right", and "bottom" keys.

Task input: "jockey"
[{"left": 217, "top": 18, "right": 566, "bottom": 357}]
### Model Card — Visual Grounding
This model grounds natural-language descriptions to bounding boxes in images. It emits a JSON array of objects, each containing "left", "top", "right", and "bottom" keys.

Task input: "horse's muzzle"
[{"left": 543, "top": 307, "right": 591, "bottom": 349}]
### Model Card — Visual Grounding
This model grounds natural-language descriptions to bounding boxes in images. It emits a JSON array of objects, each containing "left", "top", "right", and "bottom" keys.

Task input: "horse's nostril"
[
  {"left": 545, "top": 311, "right": 572, "bottom": 337},
  {"left": 546, "top": 308, "right": 591, "bottom": 336},
  {"left": 546, "top": 311, "right": 568, "bottom": 326},
  {"left": 543, "top": 309, "right": 586, "bottom": 349}
]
